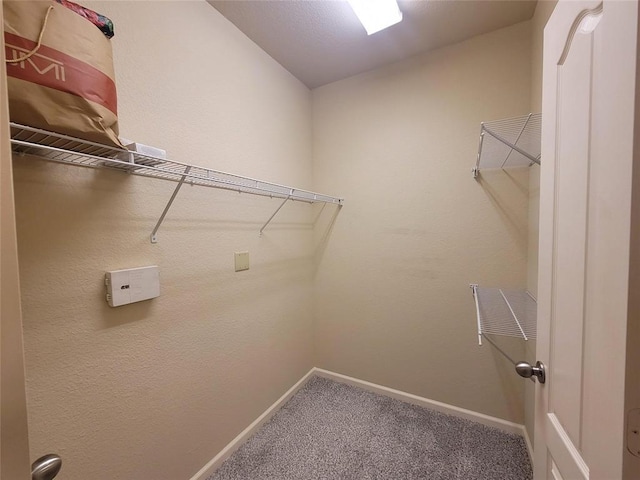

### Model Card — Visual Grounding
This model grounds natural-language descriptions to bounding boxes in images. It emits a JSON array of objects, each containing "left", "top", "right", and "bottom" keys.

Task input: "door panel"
[
  {"left": 546, "top": 414, "right": 588, "bottom": 479},
  {"left": 550, "top": 459, "right": 564, "bottom": 480},
  {"left": 550, "top": 19, "right": 591, "bottom": 446}
]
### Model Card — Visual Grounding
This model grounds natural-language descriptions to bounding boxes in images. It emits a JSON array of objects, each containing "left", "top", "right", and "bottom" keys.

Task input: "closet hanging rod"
[{"left": 9, "top": 123, "right": 344, "bottom": 242}]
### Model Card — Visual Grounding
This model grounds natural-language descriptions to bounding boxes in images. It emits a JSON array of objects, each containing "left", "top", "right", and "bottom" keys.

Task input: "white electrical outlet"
[
  {"left": 234, "top": 252, "right": 250, "bottom": 272},
  {"left": 105, "top": 266, "right": 160, "bottom": 307}
]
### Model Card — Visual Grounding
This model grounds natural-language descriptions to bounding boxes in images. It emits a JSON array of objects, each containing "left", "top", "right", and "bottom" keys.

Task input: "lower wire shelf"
[{"left": 470, "top": 284, "right": 537, "bottom": 346}]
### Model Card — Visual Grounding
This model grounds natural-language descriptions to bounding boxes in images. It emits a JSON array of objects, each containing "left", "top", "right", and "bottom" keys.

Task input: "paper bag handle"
[{"left": 5, "top": 5, "right": 54, "bottom": 64}]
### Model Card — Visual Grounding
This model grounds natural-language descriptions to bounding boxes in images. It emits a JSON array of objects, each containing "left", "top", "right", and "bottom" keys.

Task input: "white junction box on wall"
[{"left": 105, "top": 266, "right": 160, "bottom": 307}]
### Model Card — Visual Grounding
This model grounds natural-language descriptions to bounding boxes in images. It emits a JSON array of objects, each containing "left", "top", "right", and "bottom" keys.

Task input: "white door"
[
  {"left": 535, "top": 1, "right": 638, "bottom": 479},
  {"left": 0, "top": 0, "right": 32, "bottom": 477}
]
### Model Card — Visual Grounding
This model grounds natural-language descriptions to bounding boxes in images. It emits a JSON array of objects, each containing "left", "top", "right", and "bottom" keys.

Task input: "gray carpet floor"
[{"left": 208, "top": 376, "right": 532, "bottom": 480}]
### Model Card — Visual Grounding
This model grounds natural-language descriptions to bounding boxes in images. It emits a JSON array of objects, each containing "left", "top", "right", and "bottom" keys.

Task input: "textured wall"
[
  {"left": 13, "top": 2, "right": 318, "bottom": 479},
  {"left": 312, "top": 21, "right": 533, "bottom": 424},
  {"left": 13, "top": 3, "right": 545, "bottom": 477}
]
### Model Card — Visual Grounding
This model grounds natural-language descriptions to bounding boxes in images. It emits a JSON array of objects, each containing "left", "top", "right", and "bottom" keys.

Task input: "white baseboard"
[
  {"left": 192, "top": 367, "right": 528, "bottom": 479},
  {"left": 189, "top": 368, "right": 316, "bottom": 480},
  {"left": 313, "top": 368, "right": 526, "bottom": 437},
  {"left": 523, "top": 426, "right": 534, "bottom": 464}
]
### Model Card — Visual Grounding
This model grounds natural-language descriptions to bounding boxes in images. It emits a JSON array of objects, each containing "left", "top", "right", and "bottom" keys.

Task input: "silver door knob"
[
  {"left": 515, "top": 360, "right": 546, "bottom": 384},
  {"left": 31, "top": 454, "right": 62, "bottom": 480}
]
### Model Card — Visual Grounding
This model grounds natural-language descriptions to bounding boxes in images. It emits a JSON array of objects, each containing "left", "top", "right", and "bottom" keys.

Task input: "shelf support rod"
[
  {"left": 150, "top": 165, "right": 192, "bottom": 243},
  {"left": 483, "top": 125, "right": 540, "bottom": 165},
  {"left": 259, "top": 193, "right": 291, "bottom": 236},
  {"left": 470, "top": 284, "right": 482, "bottom": 346},
  {"left": 481, "top": 332, "right": 519, "bottom": 366},
  {"left": 500, "top": 113, "right": 533, "bottom": 168},
  {"left": 473, "top": 125, "right": 486, "bottom": 178},
  {"left": 498, "top": 289, "right": 528, "bottom": 341}
]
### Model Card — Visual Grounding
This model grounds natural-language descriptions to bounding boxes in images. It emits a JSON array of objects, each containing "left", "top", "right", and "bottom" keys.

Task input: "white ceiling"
[{"left": 208, "top": 0, "right": 538, "bottom": 89}]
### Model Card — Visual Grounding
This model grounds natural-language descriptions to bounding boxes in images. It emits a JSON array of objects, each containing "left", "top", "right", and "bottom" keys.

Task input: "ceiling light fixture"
[{"left": 347, "top": 0, "right": 403, "bottom": 35}]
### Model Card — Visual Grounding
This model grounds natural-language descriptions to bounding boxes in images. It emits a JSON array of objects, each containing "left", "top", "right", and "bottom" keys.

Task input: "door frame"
[
  {"left": 0, "top": 0, "right": 32, "bottom": 477},
  {"left": 625, "top": 1, "right": 640, "bottom": 475}
]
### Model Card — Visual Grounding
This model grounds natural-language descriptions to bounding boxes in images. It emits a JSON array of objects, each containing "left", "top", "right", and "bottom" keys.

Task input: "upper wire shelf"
[
  {"left": 470, "top": 284, "right": 537, "bottom": 346},
  {"left": 10, "top": 123, "right": 343, "bottom": 204},
  {"left": 472, "top": 113, "right": 541, "bottom": 178},
  {"left": 9, "top": 123, "right": 344, "bottom": 241}
]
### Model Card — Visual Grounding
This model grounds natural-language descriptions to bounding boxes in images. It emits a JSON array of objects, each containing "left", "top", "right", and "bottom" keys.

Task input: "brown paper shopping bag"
[{"left": 3, "top": 1, "right": 123, "bottom": 147}]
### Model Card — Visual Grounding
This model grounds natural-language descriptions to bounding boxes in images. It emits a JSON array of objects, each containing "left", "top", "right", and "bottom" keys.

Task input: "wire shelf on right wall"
[
  {"left": 472, "top": 112, "right": 541, "bottom": 178},
  {"left": 470, "top": 284, "right": 537, "bottom": 346}
]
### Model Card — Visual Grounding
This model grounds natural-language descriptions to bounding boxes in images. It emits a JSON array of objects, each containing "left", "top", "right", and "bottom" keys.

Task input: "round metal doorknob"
[
  {"left": 515, "top": 360, "right": 546, "bottom": 384},
  {"left": 31, "top": 454, "right": 62, "bottom": 480}
]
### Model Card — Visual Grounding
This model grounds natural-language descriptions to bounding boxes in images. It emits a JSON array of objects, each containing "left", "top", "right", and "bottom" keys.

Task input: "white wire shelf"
[
  {"left": 10, "top": 123, "right": 344, "bottom": 242},
  {"left": 472, "top": 113, "right": 541, "bottom": 178},
  {"left": 470, "top": 284, "right": 537, "bottom": 346}
]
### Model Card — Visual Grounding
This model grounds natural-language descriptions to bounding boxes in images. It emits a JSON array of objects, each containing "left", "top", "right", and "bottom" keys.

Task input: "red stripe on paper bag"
[{"left": 4, "top": 32, "right": 118, "bottom": 115}]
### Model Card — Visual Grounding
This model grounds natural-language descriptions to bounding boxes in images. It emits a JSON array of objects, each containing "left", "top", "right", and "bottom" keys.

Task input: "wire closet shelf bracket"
[
  {"left": 472, "top": 113, "right": 541, "bottom": 178},
  {"left": 9, "top": 123, "right": 344, "bottom": 243}
]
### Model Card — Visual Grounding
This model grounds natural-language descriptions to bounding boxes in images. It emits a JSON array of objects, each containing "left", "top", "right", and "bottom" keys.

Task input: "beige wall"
[
  {"left": 11, "top": 2, "right": 562, "bottom": 476},
  {"left": 13, "top": 2, "right": 318, "bottom": 479},
  {"left": 312, "top": 22, "right": 533, "bottom": 423},
  {"left": 525, "top": 0, "right": 557, "bottom": 449}
]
